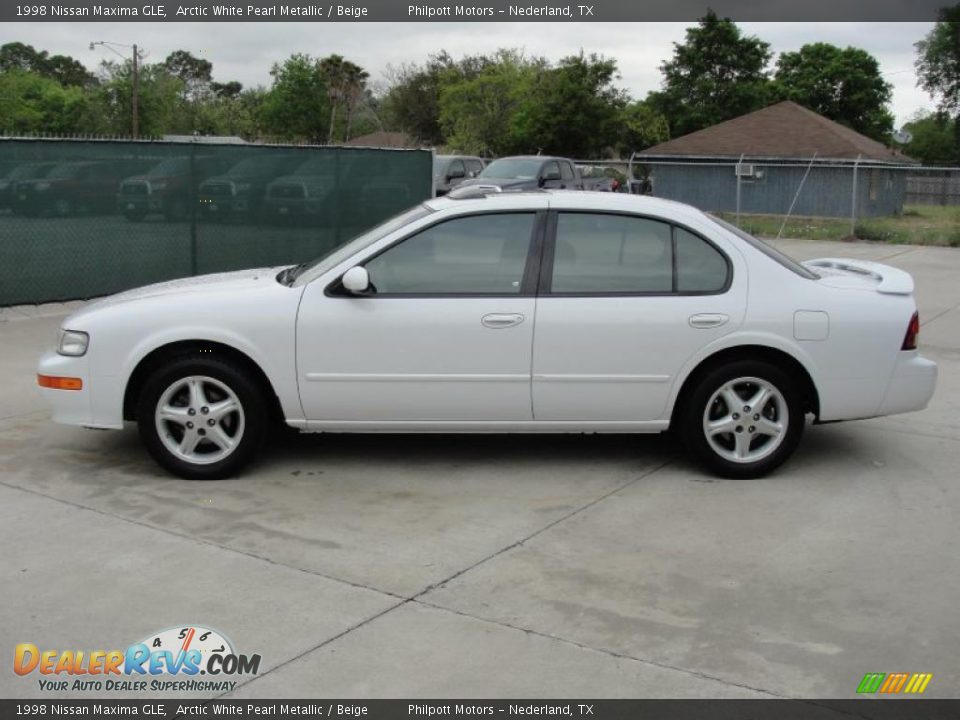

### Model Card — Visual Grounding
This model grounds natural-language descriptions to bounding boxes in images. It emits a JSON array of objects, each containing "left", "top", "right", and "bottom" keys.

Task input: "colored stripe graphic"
[
  {"left": 857, "top": 673, "right": 886, "bottom": 694},
  {"left": 859, "top": 672, "right": 932, "bottom": 694},
  {"left": 880, "top": 673, "right": 909, "bottom": 693},
  {"left": 904, "top": 674, "right": 933, "bottom": 694}
]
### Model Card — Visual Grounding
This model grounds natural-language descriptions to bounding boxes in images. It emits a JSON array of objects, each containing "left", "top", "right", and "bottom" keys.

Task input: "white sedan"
[{"left": 37, "top": 191, "right": 937, "bottom": 479}]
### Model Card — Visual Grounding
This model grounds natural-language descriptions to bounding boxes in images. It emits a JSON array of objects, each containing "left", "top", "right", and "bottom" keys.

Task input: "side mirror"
[
  {"left": 537, "top": 176, "right": 546, "bottom": 188},
  {"left": 342, "top": 266, "right": 370, "bottom": 294}
]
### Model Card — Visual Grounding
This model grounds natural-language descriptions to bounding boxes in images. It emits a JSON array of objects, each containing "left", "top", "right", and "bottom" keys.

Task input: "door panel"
[
  {"left": 296, "top": 211, "right": 541, "bottom": 423},
  {"left": 532, "top": 212, "right": 746, "bottom": 422},
  {"left": 532, "top": 295, "right": 743, "bottom": 421},
  {"left": 297, "top": 295, "right": 535, "bottom": 422}
]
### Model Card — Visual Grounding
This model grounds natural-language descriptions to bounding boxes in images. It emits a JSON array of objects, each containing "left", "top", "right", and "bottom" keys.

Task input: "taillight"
[
  {"left": 902, "top": 311, "right": 920, "bottom": 350},
  {"left": 612, "top": 179, "right": 620, "bottom": 191}
]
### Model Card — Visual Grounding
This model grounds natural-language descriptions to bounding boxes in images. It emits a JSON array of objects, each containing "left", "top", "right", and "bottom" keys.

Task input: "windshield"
[
  {"left": 227, "top": 157, "right": 283, "bottom": 174},
  {"left": 47, "top": 164, "right": 85, "bottom": 179},
  {"left": 479, "top": 158, "right": 542, "bottom": 179},
  {"left": 292, "top": 157, "right": 337, "bottom": 175},
  {"left": 147, "top": 158, "right": 189, "bottom": 176},
  {"left": 6, "top": 163, "right": 53, "bottom": 180},
  {"left": 294, "top": 204, "right": 434, "bottom": 281},
  {"left": 709, "top": 215, "right": 818, "bottom": 279}
]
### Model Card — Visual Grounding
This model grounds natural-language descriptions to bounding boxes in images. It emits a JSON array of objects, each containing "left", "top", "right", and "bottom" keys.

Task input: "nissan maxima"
[{"left": 37, "top": 190, "right": 937, "bottom": 479}]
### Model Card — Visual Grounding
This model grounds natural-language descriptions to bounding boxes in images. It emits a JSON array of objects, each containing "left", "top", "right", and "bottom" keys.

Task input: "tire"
[
  {"left": 680, "top": 360, "right": 804, "bottom": 479},
  {"left": 54, "top": 198, "right": 73, "bottom": 217},
  {"left": 136, "top": 354, "right": 268, "bottom": 480},
  {"left": 164, "top": 197, "right": 187, "bottom": 222}
]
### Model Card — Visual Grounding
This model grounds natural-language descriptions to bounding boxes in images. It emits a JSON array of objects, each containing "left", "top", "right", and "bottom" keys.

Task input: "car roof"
[
  {"left": 425, "top": 190, "right": 706, "bottom": 223},
  {"left": 490, "top": 155, "right": 563, "bottom": 162}
]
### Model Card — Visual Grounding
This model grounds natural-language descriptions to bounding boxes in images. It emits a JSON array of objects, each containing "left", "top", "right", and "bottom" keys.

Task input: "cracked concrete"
[{"left": 1, "top": 238, "right": 958, "bottom": 699}]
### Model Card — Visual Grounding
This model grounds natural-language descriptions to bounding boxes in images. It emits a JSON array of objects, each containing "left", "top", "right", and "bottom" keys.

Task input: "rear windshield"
[
  {"left": 479, "top": 158, "right": 542, "bottom": 179},
  {"left": 708, "top": 215, "right": 818, "bottom": 279}
]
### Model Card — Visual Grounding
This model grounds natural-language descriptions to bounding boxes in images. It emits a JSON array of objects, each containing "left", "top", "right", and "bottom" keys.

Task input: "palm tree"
[
  {"left": 319, "top": 54, "right": 346, "bottom": 144},
  {"left": 342, "top": 61, "right": 369, "bottom": 141}
]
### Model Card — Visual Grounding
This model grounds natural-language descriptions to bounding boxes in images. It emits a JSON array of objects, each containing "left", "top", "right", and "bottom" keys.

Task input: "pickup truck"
[{"left": 459, "top": 155, "right": 609, "bottom": 192}]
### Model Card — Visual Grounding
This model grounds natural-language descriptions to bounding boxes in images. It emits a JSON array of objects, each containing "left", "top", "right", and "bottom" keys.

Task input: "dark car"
[
  {"left": 433, "top": 155, "right": 485, "bottom": 196},
  {"left": 14, "top": 161, "right": 134, "bottom": 217},
  {"left": 0, "top": 162, "right": 57, "bottom": 210},
  {"left": 460, "top": 156, "right": 585, "bottom": 192},
  {"left": 198, "top": 154, "right": 302, "bottom": 221},
  {"left": 263, "top": 155, "right": 339, "bottom": 224},
  {"left": 118, "top": 156, "right": 232, "bottom": 222}
]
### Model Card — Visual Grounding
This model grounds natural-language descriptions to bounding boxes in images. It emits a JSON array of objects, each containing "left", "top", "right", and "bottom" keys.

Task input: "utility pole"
[
  {"left": 131, "top": 43, "right": 139, "bottom": 138},
  {"left": 90, "top": 41, "right": 142, "bottom": 138}
]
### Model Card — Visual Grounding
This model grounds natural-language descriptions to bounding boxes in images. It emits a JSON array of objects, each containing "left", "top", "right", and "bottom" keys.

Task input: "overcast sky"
[{"left": 1, "top": 22, "right": 937, "bottom": 127}]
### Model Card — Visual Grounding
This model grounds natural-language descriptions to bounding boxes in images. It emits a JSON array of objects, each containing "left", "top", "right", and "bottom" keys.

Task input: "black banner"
[
  {"left": 2, "top": 700, "right": 960, "bottom": 720},
  {"left": 0, "top": 0, "right": 948, "bottom": 22}
]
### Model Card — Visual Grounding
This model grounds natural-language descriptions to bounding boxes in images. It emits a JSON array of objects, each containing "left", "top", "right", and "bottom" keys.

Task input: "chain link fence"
[
  {"left": 577, "top": 156, "right": 960, "bottom": 246},
  {"left": 0, "top": 138, "right": 433, "bottom": 306}
]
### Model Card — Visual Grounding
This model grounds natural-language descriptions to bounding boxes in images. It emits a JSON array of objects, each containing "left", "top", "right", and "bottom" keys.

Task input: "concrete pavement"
[{"left": 1, "top": 238, "right": 958, "bottom": 700}]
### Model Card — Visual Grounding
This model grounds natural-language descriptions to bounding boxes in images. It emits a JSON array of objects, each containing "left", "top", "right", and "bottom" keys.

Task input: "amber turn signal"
[{"left": 37, "top": 374, "right": 83, "bottom": 391}]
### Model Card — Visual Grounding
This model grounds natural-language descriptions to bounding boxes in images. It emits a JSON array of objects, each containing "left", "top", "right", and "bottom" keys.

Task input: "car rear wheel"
[
  {"left": 680, "top": 360, "right": 804, "bottom": 479},
  {"left": 54, "top": 198, "right": 73, "bottom": 217},
  {"left": 137, "top": 356, "right": 267, "bottom": 479}
]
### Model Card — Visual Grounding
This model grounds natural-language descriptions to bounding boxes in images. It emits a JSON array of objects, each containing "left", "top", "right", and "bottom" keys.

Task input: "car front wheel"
[
  {"left": 137, "top": 356, "right": 267, "bottom": 479},
  {"left": 681, "top": 360, "right": 804, "bottom": 479}
]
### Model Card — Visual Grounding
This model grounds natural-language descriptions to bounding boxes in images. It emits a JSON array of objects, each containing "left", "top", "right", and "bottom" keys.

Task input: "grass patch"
[{"left": 715, "top": 205, "right": 960, "bottom": 247}]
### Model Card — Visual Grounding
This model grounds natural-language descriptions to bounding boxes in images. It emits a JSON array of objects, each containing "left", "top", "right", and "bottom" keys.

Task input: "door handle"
[
  {"left": 689, "top": 313, "right": 729, "bottom": 329},
  {"left": 481, "top": 313, "right": 525, "bottom": 329}
]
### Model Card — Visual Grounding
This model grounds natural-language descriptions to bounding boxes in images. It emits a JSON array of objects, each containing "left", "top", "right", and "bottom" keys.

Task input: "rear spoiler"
[{"left": 803, "top": 258, "right": 914, "bottom": 295}]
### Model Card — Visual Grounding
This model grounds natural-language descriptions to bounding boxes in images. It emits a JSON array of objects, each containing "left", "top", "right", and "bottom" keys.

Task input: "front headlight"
[{"left": 58, "top": 329, "right": 89, "bottom": 357}]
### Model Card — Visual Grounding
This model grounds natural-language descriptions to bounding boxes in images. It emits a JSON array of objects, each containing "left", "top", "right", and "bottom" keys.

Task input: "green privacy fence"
[{"left": 0, "top": 138, "right": 433, "bottom": 306}]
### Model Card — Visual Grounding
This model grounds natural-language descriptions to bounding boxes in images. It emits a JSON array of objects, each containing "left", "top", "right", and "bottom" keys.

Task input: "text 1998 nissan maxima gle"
[{"left": 37, "top": 191, "right": 937, "bottom": 479}]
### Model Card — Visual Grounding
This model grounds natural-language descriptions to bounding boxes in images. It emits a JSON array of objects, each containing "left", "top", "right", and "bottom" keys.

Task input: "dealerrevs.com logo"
[{"left": 14, "top": 625, "right": 261, "bottom": 693}]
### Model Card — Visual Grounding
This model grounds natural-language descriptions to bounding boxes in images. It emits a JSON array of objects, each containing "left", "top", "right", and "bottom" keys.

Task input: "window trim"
[
  {"left": 325, "top": 209, "right": 548, "bottom": 299},
  {"left": 539, "top": 210, "right": 733, "bottom": 297}
]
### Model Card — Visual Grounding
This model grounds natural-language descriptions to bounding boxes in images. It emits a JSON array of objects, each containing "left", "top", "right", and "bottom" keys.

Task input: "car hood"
[
  {"left": 459, "top": 177, "right": 537, "bottom": 189},
  {"left": 122, "top": 174, "right": 178, "bottom": 185},
  {"left": 269, "top": 174, "right": 334, "bottom": 186},
  {"left": 200, "top": 174, "right": 260, "bottom": 186},
  {"left": 68, "top": 268, "right": 285, "bottom": 321}
]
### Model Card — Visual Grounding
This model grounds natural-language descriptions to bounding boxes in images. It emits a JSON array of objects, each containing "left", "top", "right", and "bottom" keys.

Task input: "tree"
[
  {"left": 162, "top": 49, "right": 213, "bottom": 104},
  {"left": 381, "top": 53, "right": 457, "bottom": 145},
  {"left": 773, "top": 43, "right": 893, "bottom": 140},
  {"left": 438, "top": 50, "right": 541, "bottom": 155},
  {"left": 649, "top": 11, "right": 772, "bottom": 137},
  {"left": 92, "top": 59, "right": 184, "bottom": 137},
  {"left": 618, "top": 100, "right": 670, "bottom": 155},
  {"left": 900, "top": 110, "right": 957, "bottom": 164},
  {"left": 915, "top": 5, "right": 960, "bottom": 160},
  {"left": 260, "top": 54, "right": 330, "bottom": 142},
  {"left": 0, "top": 70, "right": 94, "bottom": 134},
  {"left": 0, "top": 42, "right": 96, "bottom": 87},
  {"left": 511, "top": 52, "right": 626, "bottom": 158},
  {"left": 210, "top": 80, "right": 243, "bottom": 99},
  {"left": 318, "top": 54, "right": 370, "bottom": 143}
]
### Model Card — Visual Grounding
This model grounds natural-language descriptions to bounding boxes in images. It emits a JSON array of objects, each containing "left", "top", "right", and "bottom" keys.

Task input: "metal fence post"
[
  {"left": 735, "top": 153, "right": 743, "bottom": 227},
  {"left": 189, "top": 142, "right": 198, "bottom": 276},
  {"left": 850, "top": 154, "right": 861, "bottom": 237}
]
